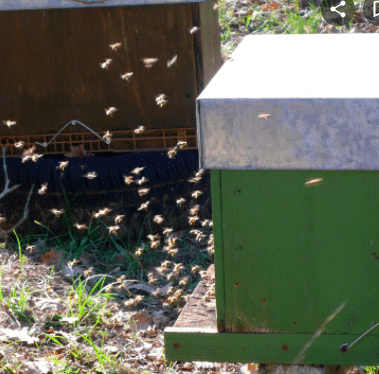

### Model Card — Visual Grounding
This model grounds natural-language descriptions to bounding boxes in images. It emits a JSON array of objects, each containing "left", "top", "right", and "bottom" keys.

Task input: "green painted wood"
[
  {"left": 220, "top": 170, "right": 379, "bottom": 337},
  {"left": 211, "top": 170, "right": 226, "bottom": 332},
  {"left": 164, "top": 328, "right": 379, "bottom": 365}
]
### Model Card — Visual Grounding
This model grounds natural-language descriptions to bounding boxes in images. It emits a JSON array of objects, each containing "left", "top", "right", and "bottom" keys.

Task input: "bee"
[
  {"left": 190, "top": 204, "right": 200, "bottom": 215},
  {"left": 179, "top": 277, "right": 189, "bottom": 286},
  {"left": 190, "top": 229, "right": 201, "bottom": 235},
  {"left": 98, "top": 208, "right": 112, "bottom": 216},
  {"left": 58, "top": 161, "right": 69, "bottom": 171},
  {"left": 153, "top": 215, "right": 164, "bottom": 224},
  {"left": 22, "top": 156, "right": 31, "bottom": 163},
  {"left": 173, "top": 263, "right": 183, "bottom": 274},
  {"left": 167, "top": 147, "right": 177, "bottom": 159},
  {"left": 50, "top": 208, "right": 64, "bottom": 217},
  {"left": 208, "top": 235, "right": 214, "bottom": 245},
  {"left": 258, "top": 113, "right": 271, "bottom": 119},
  {"left": 188, "top": 215, "right": 199, "bottom": 225},
  {"left": 14, "top": 141, "right": 24, "bottom": 148},
  {"left": 188, "top": 177, "right": 201, "bottom": 183},
  {"left": 161, "top": 260, "right": 172, "bottom": 268},
  {"left": 136, "top": 176, "right": 149, "bottom": 185},
  {"left": 100, "top": 58, "right": 113, "bottom": 69},
  {"left": 191, "top": 190, "right": 203, "bottom": 199},
  {"left": 109, "top": 42, "right": 122, "bottom": 51},
  {"left": 23, "top": 145, "right": 36, "bottom": 157},
  {"left": 31, "top": 154, "right": 43, "bottom": 162},
  {"left": 213, "top": 2, "right": 220, "bottom": 10},
  {"left": 142, "top": 58, "right": 158, "bottom": 68},
  {"left": 166, "top": 272, "right": 175, "bottom": 281},
  {"left": 190, "top": 26, "right": 200, "bottom": 34},
  {"left": 148, "top": 276, "right": 158, "bottom": 285},
  {"left": 68, "top": 258, "right": 80, "bottom": 268},
  {"left": 134, "top": 295, "right": 144, "bottom": 303},
  {"left": 74, "top": 223, "right": 88, "bottom": 230},
  {"left": 176, "top": 197, "right": 186, "bottom": 206},
  {"left": 147, "top": 234, "right": 160, "bottom": 241},
  {"left": 163, "top": 227, "right": 173, "bottom": 235},
  {"left": 83, "top": 267, "right": 94, "bottom": 277},
  {"left": 114, "top": 215, "right": 125, "bottom": 224},
  {"left": 167, "top": 248, "right": 178, "bottom": 256},
  {"left": 105, "top": 107, "right": 118, "bottom": 117},
  {"left": 305, "top": 178, "right": 323, "bottom": 187},
  {"left": 196, "top": 232, "right": 206, "bottom": 242},
  {"left": 84, "top": 171, "right": 98, "bottom": 179},
  {"left": 191, "top": 265, "right": 200, "bottom": 274},
  {"left": 167, "top": 55, "right": 177, "bottom": 68},
  {"left": 137, "top": 201, "right": 150, "bottom": 211},
  {"left": 38, "top": 182, "right": 48, "bottom": 195},
  {"left": 135, "top": 247, "right": 144, "bottom": 256},
  {"left": 25, "top": 245, "right": 36, "bottom": 253},
  {"left": 108, "top": 225, "right": 120, "bottom": 235},
  {"left": 123, "top": 175, "right": 134, "bottom": 185},
  {"left": 208, "top": 246, "right": 215, "bottom": 255},
  {"left": 177, "top": 141, "right": 187, "bottom": 149},
  {"left": 103, "top": 131, "right": 112, "bottom": 141},
  {"left": 92, "top": 212, "right": 102, "bottom": 219},
  {"left": 134, "top": 126, "right": 145, "bottom": 134},
  {"left": 174, "top": 289, "right": 183, "bottom": 298},
  {"left": 2, "top": 120, "right": 16, "bottom": 128},
  {"left": 0, "top": 216, "right": 6, "bottom": 223},
  {"left": 168, "top": 236, "right": 178, "bottom": 247},
  {"left": 121, "top": 72, "right": 134, "bottom": 81},
  {"left": 155, "top": 94, "right": 168, "bottom": 107},
  {"left": 131, "top": 167, "right": 145, "bottom": 175},
  {"left": 196, "top": 169, "right": 205, "bottom": 177}
]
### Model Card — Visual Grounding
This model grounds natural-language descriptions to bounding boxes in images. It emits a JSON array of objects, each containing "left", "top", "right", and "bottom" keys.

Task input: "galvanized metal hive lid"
[
  {"left": 0, "top": 0, "right": 206, "bottom": 10},
  {"left": 197, "top": 34, "right": 379, "bottom": 171}
]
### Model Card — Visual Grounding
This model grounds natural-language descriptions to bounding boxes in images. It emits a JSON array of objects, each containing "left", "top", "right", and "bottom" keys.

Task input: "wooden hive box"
[
  {"left": 165, "top": 34, "right": 379, "bottom": 365},
  {"left": 0, "top": 0, "right": 221, "bottom": 156}
]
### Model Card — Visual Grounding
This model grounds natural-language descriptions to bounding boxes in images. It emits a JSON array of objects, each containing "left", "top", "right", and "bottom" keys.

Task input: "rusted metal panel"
[
  {"left": 0, "top": 0, "right": 207, "bottom": 11},
  {"left": 0, "top": 4, "right": 197, "bottom": 137}
]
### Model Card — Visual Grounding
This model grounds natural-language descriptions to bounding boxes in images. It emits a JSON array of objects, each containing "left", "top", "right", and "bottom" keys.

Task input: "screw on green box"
[{"left": 165, "top": 34, "right": 379, "bottom": 364}]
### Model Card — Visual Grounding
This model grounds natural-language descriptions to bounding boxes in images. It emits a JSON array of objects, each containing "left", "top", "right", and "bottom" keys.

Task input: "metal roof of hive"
[{"left": 0, "top": 0, "right": 206, "bottom": 10}]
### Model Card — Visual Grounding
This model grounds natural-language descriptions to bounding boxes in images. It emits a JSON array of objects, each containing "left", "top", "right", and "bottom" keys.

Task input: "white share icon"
[{"left": 330, "top": 0, "right": 346, "bottom": 17}]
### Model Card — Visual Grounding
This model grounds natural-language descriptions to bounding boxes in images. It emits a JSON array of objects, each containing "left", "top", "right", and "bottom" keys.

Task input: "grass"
[{"left": 0, "top": 0, "right": 376, "bottom": 372}]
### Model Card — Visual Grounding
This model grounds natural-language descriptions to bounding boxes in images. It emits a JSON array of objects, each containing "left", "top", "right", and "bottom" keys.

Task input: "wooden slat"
[{"left": 0, "top": 4, "right": 197, "bottom": 136}]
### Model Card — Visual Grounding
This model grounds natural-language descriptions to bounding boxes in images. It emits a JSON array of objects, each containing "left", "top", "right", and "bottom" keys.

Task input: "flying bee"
[
  {"left": 188, "top": 215, "right": 199, "bottom": 225},
  {"left": 98, "top": 208, "right": 112, "bottom": 216},
  {"left": 31, "top": 154, "right": 43, "bottom": 162},
  {"left": 103, "top": 131, "right": 112, "bottom": 141},
  {"left": 196, "top": 232, "right": 206, "bottom": 242},
  {"left": 22, "top": 156, "right": 31, "bottom": 163},
  {"left": 83, "top": 267, "right": 94, "bottom": 277},
  {"left": 148, "top": 276, "right": 158, "bottom": 285},
  {"left": 109, "top": 42, "right": 122, "bottom": 51},
  {"left": 176, "top": 197, "right": 186, "bottom": 206},
  {"left": 108, "top": 225, "right": 120, "bottom": 235},
  {"left": 190, "top": 26, "right": 200, "bottom": 34},
  {"left": 0, "top": 216, "right": 6, "bottom": 223},
  {"left": 192, "top": 190, "right": 203, "bottom": 199},
  {"left": 38, "top": 182, "right": 48, "bottom": 195},
  {"left": 68, "top": 258, "right": 80, "bottom": 268},
  {"left": 167, "top": 147, "right": 177, "bottom": 159},
  {"left": 208, "top": 246, "right": 215, "bottom": 255},
  {"left": 153, "top": 215, "right": 164, "bottom": 224},
  {"left": 137, "top": 188, "right": 150, "bottom": 197},
  {"left": 74, "top": 223, "right": 88, "bottom": 230},
  {"left": 50, "top": 208, "right": 64, "bottom": 217},
  {"left": 167, "top": 248, "right": 178, "bottom": 256},
  {"left": 305, "top": 178, "right": 323, "bottom": 187},
  {"left": 173, "top": 263, "right": 183, "bottom": 274},
  {"left": 208, "top": 235, "right": 214, "bottom": 245},
  {"left": 123, "top": 175, "right": 134, "bottom": 185},
  {"left": 84, "top": 171, "right": 98, "bottom": 179},
  {"left": 174, "top": 289, "right": 183, "bottom": 298},
  {"left": 190, "top": 204, "right": 200, "bottom": 215},
  {"left": 166, "top": 272, "right": 175, "bottom": 281},
  {"left": 92, "top": 212, "right": 102, "bottom": 219},
  {"left": 23, "top": 145, "right": 36, "bottom": 157},
  {"left": 167, "top": 55, "right": 177, "bottom": 68},
  {"left": 131, "top": 166, "right": 145, "bottom": 175},
  {"left": 191, "top": 265, "right": 200, "bottom": 274},
  {"left": 150, "top": 240, "right": 160, "bottom": 249},
  {"left": 155, "top": 94, "right": 168, "bottom": 107},
  {"left": 105, "top": 107, "right": 118, "bottom": 117},
  {"left": 121, "top": 72, "right": 134, "bottom": 81},
  {"left": 134, "top": 126, "right": 145, "bottom": 134},
  {"left": 201, "top": 219, "right": 211, "bottom": 227},
  {"left": 114, "top": 215, "right": 125, "bottom": 224},
  {"left": 190, "top": 229, "right": 201, "bottom": 235},
  {"left": 14, "top": 141, "right": 24, "bottom": 148},
  {"left": 135, "top": 247, "right": 144, "bottom": 256},
  {"left": 2, "top": 120, "right": 16, "bottom": 128},
  {"left": 100, "top": 58, "right": 112, "bottom": 69},
  {"left": 177, "top": 141, "right": 187, "bottom": 149},
  {"left": 168, "top": 236, "right": 178, "bottom": 247},
  {"left": 163, "top": 227, "right": 173, "bottom": 235},
  {"left": 136, "top": 176, "right": 149, "bottom": 185},
  {"left": 196, "top": 169, "right": 205, "bottom": 177},
  {"left": 58, "top": 161, "right": 69, "bottom": 171},
  {"left": 138, "top": 201, "right": 150, "bottom": 211},
  {"left": 25, "top": 245, "right": 36, "bottom": 253},
  {"left": 179, "top": 277, "right": 189, "bottom": 286},
  {"left": 188, "top": 177, "right": 201, "bottom": 183},
  {"left": 147, "top": 234, "right": 160, "bottom": 241},
  {"left": 142, "top": 57, "right": 158, "bottom": 68},
  {"left": 161, "top": 260, "right": 172, "bottom": 268},
  {"left": 258, "top": 113, "right": 271, "bottom": 119},
  {"left": 213, "top": 2, "right": 220, "bottom": 10}
]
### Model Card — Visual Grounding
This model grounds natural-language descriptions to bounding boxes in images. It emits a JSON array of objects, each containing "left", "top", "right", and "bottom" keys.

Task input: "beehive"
[
  {"left": 165, "top": 34, "right": 379, "bottom": 365},
  {"left": 0, "top": 0, "right": 221, "bottom": 156}
]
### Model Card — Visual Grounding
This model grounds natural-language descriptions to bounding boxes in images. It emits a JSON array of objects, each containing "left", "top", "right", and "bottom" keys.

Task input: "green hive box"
[{"left": 165, "top": 34, "right": 379, "bottom": 365}]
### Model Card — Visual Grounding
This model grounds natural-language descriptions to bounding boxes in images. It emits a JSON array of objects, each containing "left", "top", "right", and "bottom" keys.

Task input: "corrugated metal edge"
[{"left": 0, "top": 0, "right": 207, "bottom": 11}]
